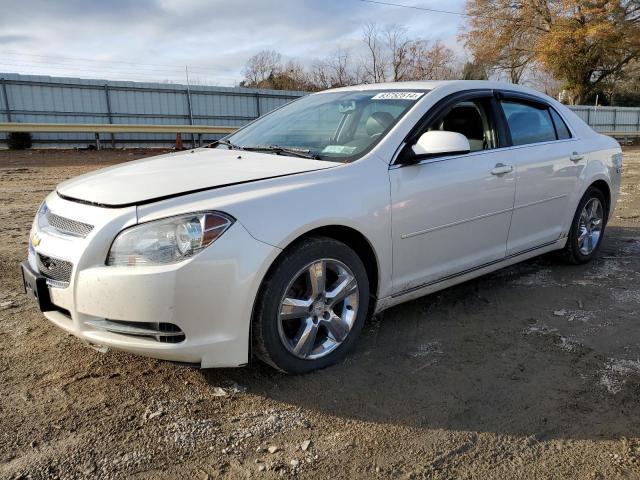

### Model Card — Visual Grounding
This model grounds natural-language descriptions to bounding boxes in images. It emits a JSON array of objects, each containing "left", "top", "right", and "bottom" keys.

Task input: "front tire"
[
  {"left": 561, "top": 187, "right": 608, "bottom": 264},
  {"left": 252, "top": 236, "right": 370, "bottom": 374}
]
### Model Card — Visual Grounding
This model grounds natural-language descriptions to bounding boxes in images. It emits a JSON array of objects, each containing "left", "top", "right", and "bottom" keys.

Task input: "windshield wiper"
[
  {"left": 242, "top": 145, "right": 321, "bottom": 160},
  {"left": 207, "top": 139, "right": 241, "bottom": 150}
]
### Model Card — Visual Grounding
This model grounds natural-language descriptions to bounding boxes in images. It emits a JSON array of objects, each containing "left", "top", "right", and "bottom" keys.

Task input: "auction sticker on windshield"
[
  {"left": 371, "top": 92, "right": 424, "bottom": 100},
  {"left": 322, "top": 145, "right": 357, "bottom": 155}
]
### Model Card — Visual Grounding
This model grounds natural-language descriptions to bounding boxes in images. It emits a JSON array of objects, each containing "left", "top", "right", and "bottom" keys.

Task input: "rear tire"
[
  {"left": 252, "top": 236, "right": 369, "bottom": 374},
  {"left": 560, "top": 187, "right": 608, "bottom": 264}
]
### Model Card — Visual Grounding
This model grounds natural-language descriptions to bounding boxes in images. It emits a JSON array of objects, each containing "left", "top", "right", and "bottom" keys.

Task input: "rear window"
[
  {"left": 501, "top": 100, "right": 557, "bottom": 146},
  {"left": 550, "top": 108, "right": 572, "bottom": 140}
]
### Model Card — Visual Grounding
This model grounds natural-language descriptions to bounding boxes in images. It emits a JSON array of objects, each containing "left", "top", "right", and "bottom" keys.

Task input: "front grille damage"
[
  {"left": 37, "top": 253, "right": 72, "bottom": 288},
  {"left": 85, "top": 319, "right": 186, "bottom": 343}
]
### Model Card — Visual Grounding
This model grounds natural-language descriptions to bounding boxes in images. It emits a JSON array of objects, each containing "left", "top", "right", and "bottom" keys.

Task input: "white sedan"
[{"left": 22, "top": 80, "right": 623, "bottom": 373}]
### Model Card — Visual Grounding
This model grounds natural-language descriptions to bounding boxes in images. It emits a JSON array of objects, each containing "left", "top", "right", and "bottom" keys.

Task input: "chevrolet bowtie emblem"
[{"left": 31, "top": 232, "right": 41, "bottom": 248}]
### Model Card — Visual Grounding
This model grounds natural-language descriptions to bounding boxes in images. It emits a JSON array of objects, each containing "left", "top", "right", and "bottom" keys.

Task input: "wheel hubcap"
[
  {"left": 577, "top": 198, "right": 604, "bottom": 255},
  {"left": 278, "top": 259, "right": 359, "bottom": 360}
]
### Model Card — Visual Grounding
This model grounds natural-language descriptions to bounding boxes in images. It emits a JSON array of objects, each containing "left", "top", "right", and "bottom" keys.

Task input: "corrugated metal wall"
[
  {"left": 569, "top": 105, "right": 640, "bottom": 134},
  {"left": 1, "top": 72, "right": 639, "bottom": 148},
  {"left": 0, "top": 73, "right": 306, "bottom": 147}
]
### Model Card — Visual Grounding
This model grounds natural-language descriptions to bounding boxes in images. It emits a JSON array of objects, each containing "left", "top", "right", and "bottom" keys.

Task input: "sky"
[{"left": 0, "top": 0, "right": 467, "bottom": 86}]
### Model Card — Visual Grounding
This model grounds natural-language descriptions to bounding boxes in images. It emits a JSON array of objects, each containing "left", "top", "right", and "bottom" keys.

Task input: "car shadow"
[{"left": 202, "top": 226, "right": 640, "bottom": 441}]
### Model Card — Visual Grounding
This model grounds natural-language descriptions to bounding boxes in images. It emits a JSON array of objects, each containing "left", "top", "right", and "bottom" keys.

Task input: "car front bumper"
[{"left": 26, "top": 193, "right": 280, "bottom": 368}]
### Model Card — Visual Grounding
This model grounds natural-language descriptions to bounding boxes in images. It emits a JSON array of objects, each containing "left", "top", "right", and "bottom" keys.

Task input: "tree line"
[
  {"left": 240, "top": 0, "right": 639, "bottom": 106},
  {"left": 240, "top": 23, "right": 466, "bottom": 93}
]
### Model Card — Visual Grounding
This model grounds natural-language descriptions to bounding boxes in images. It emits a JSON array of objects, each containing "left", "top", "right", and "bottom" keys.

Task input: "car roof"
[
  {"left": 319, "top": 80, "right": 594, "bottom": 137},
  {"left": 313, "top": 80, "right": 594, "bottom": 135},
  {"left": 322, "top": 80, "right": 546, "bottom": 97}
]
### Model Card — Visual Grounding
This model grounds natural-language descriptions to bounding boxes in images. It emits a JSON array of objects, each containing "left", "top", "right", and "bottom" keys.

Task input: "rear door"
[
  {"left": 497, "top": 95, "right": 583, "bottom": 255},
  {"left": 389, "top": 91, "right": 516, "bottom": 294}
]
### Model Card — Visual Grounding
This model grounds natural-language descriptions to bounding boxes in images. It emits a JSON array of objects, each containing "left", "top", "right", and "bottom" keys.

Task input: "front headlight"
[
  {"left": 28, "top": 202, "right": 48, "bottom": 255},
  {"left": 36, "top": 201, "right": 49, "bottom": 230},
  {"left": 107, "top": 212, "right": 234, "bottom": 266}
]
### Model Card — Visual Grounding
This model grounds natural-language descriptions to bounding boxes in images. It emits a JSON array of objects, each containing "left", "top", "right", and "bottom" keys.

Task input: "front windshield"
[{"left": 221, "top": 90, "right": 428, "bottom": 162}]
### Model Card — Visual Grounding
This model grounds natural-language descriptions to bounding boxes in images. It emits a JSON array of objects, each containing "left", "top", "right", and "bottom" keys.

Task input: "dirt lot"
[{"left": 1, "top": 147, "right": 639, "bottom": 479}]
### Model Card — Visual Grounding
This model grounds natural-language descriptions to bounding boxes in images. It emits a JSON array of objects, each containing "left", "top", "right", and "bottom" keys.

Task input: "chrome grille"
[
  {"left": 37, "top": 254, "right": 72, "bottom": 288},
  {"left": 46, "top": 211, "right": 93, "bottom": 237}
]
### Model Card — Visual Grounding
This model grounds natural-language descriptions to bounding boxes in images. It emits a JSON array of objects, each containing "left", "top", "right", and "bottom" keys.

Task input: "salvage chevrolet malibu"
[{"left": 22, "top": 81, "right": 623, "bottom": 373}]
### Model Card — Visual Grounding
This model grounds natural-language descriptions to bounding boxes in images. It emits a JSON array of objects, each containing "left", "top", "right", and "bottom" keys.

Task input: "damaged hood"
[{"left": 56, "top": 148, "right": 337, "bottom": 207}]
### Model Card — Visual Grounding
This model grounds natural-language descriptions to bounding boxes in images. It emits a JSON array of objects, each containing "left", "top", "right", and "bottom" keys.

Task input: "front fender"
[
  {"left": 230, "top": 158, "right": 393, "bottom": 298},
  {"left": 136, "top": 155, "right": 394, "bottom": 299}
]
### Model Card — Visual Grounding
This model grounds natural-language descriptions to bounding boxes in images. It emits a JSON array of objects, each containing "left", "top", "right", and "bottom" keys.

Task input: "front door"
[{"left": 390, "top": 95, "right": 516, "bottom": 294}]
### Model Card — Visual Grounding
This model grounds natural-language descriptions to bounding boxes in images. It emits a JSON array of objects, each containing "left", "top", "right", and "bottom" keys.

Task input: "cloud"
[
  {"left": 0, "top": 34, "right": 35, "bottom": 45},
  {"left": 0, "top": 0, "right": 466, "bottom": 85}
]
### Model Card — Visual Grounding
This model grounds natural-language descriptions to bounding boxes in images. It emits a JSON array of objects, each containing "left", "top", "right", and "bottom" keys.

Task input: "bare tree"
[
  {"left": 242, "top": 50, "right": 282, "bottom": 87},
  {"left": 330, "top": 50, "right": 355, "bottom": 87},
  {"left": 362, "top": 23, "right": 388, "bottom": 83},
  {"left": 352, "top": 62, "right": 370, "bottom": 85},
  {"left": 362, "top": 24, "right": 458, "bottom": 83},
  {"left": 311, "top": 50, "right": 357, "bottom": 90},
  {"left": 241, "top": 52, "right": 311, "bottom": 91},
  {"left": 385, "top": 24, "right": 412, "bottom": 81},
  {"left": 309, "top": 59, "right": 331, "bottom": 90},
  {"left": 240, "top": 23, "right": 462, "bottom": 92},
  {"left": 526, "top": 68, "right": 562, "bottom": 98}
]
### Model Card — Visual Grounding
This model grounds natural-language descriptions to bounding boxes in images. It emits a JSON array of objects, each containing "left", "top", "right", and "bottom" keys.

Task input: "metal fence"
[
  {"left": 0, "top": 73, "right": 305, "bottom": 148},
  {"left": 568, "top": 105, "right": 640, "bottom": 135},
  {"left": 1, "top": 72, "right": 639, "bottom": 148}
]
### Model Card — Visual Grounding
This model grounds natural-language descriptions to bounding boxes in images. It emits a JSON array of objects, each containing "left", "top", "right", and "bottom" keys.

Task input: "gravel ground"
[{"left": 1, "top": 147, "right": 640, "bottom": 480}]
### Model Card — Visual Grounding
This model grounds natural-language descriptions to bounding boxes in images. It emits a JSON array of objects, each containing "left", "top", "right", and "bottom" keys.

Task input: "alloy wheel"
[
  {"left": 577, "top": 197, "right": 604, "bottom": 255},
  {"left": 277, "top": 259, "right": 359, "bottom": 360}
]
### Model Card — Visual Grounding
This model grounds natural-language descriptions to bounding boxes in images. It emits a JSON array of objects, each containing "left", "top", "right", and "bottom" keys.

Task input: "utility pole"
[{"left": 185, "top": 65, "right": 196, "bottom": 148}]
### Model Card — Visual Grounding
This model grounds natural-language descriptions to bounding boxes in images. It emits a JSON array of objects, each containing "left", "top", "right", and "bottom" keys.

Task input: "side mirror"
[{"left": 409, "top": 131, "right": 471, "bottom": 160}]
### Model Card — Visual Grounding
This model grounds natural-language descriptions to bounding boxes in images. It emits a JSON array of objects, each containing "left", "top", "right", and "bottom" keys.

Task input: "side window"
[
  {"left": 500, "top": 100, "right": 557, "bottom": 146},
  {"left": 428, "top": 99, "right": 496, "bottom": 152},
  {"left": 550, "top": 108, "right": 572, "bottom": 140}
]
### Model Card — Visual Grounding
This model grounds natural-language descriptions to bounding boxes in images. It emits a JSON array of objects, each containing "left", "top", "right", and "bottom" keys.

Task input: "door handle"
[
  {"left": 490, "top": 163, "right": 513, "bottom": 175},
  {"left": 570, "top": 152, "right": 584, "bottom": 162}
]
